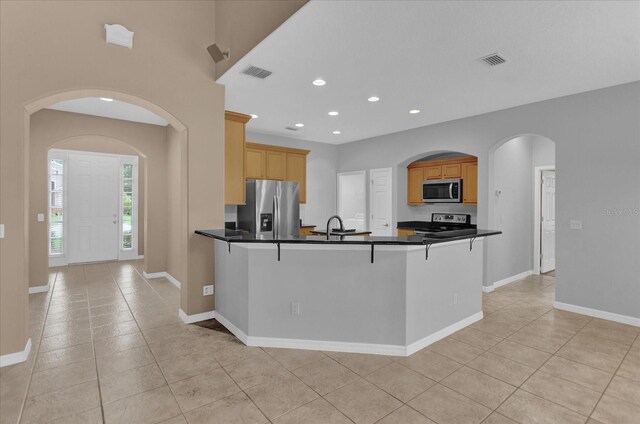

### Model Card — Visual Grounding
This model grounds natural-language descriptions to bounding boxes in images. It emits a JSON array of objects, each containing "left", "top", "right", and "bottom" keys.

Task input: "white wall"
[{"left": 336, "top": 82, "right": 640, "bottom": 320}]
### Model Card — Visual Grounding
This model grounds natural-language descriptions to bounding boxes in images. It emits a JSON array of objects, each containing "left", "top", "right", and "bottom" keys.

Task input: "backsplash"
[{"left": 401, "top": 203, "right": 477, "bottom": 224}]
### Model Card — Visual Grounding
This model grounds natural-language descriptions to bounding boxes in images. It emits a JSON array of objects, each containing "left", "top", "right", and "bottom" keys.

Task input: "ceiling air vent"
[
  {"left": 285, "top": 126, "right": 299, "bottom": 131},
  {"left": 242, "top": 65, "right": 272, "bottom": 79},
  {"left": 479, "top": 53, "right": 507, "bottom": 67}
]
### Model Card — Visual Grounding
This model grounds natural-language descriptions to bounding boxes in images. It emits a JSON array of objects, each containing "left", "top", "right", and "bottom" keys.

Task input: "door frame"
[
  {"left": 337, "top": 170, "right": 367, "bottom": 228},
  {"left": 533, "top": 165, "right": 555, "bottom": 275},
  {"left": 368, "top": 167, "right": 393, "bottom": 236},
  {"left": 48, "top": 149, "right": 140, "bottom": 266}
]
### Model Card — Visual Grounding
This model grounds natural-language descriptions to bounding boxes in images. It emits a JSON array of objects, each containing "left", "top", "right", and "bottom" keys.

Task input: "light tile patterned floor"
[{"left": 1, "top": 262, "right": 639, "bottom": 424}]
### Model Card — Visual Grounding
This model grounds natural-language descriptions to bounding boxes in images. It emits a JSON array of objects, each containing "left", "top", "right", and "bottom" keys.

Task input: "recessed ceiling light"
[
  {"left": 409, "top": 109, "right": 421, "bottom": 114},
  {"left": 328, "top": 111, "right": 339, "bottom": 116},
  {"left": 368, "top": 96, "right": 380, "bottom": 102},
  {"left": 312, "top": 79, "right": 326, "bottom": 86},
  {"left": 250, "top": 114, "right": 258, "bottom": 119},
  {"left": 295, "top": 123, "right": 304, "bottom": 128},
  {"left": 332, "top": 130, "right": 341, "bottom": 135},
  {"left": 99, "top": 97, "right": 114, "bottom": 102}
]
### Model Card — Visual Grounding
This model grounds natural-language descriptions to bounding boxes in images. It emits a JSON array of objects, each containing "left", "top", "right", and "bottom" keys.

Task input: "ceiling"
[
  {"left": 219, "top": 0, "right": 640, "bottom": 145},
  {"left": 47, "top": 97, "right": 169, "bottom": 126}
]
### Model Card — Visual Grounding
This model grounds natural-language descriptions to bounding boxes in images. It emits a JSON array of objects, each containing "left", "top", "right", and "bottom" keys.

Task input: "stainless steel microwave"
[{"left": 422, "top": 179, "right": 463, "bottom": 203}]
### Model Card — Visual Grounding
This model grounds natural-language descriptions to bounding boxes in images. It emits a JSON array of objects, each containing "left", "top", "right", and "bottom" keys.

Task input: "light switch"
[
  {"left": 37, "top": 213, "right": 45, "bottom": 222},
  {"left": 0, "top": 224, "right": 4, "bottom": 239},
  {"left": 570, "top": 220, "right": 582, "bottom": 230}
]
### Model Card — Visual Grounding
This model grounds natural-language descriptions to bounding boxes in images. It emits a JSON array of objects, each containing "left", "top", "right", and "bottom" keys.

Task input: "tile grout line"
[
  {"left": 585, "top": 332, "right": 639, "bottom": 421},
  {"left": 479, "top": 307, "right": 596, "bottom": 423},
  {"left": 16, "top": 270, "right": 60, "bottom": 424},
  {"left": 106, "top": 261, "right": 185, "bottom": 422}
]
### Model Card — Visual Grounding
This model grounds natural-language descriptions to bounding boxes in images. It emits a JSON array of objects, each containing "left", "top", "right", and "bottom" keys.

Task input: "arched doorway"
[
  {"left": 24, "top": 90, "right": 188, "bottom": 305},
  {"left": 487, "top": 134, "right": 556, "bottom": 291}
]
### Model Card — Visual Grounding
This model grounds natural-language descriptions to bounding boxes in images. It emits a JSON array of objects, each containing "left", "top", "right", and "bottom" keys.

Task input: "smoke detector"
[
  {"left": 242, "top": 65, "right": 273, "bottom": 79},
  {"left": 479, "top": 53, "right": 508, "bottom": 67}
]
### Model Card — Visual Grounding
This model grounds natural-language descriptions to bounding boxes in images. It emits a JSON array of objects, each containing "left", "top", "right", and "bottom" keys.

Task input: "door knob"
[{"left": 383, "top": 223, "right": 389, "bottom": 227}]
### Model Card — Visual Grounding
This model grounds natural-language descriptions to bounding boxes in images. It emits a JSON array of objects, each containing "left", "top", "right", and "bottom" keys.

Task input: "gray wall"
[
  {"left": 337, "top": 82, "right": 640, "bottom": 319},
  {"left": 487, "top": 135, "right": 555, "bottom": 284},
  {"left": 242, "top": 131, "right": 339, "bottom": 228}
]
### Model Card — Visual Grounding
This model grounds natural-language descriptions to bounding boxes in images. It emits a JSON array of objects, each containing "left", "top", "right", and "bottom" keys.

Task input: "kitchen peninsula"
[{"left": 196, "top": 228, "right": 500, "bottom": 356}]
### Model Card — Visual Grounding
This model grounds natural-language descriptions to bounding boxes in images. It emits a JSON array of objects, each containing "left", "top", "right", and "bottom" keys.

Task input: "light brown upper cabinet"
[
  {"left": 245, "top": 147, "right": 266, "bottom": 180},
  {"left": 407, "top": 167, "right": 424, "bottom": 205},
  {"left": 424, "top": 165, "right": 442, "bottom": 180},
  {"left": 224, "top": 111, "right": 251, "bottom": 205},
  {"left": 462, "top": 162, "right": 478, "bottom": 205},
  {"left": 266, "top": 151, "right": 286, "bottom": 180},
  {"left": 286, "top": 153, "right": 307, "bottom": 203},
  {"left": 245, "top": 142, "right": 310, "bottom": 203},
  {"left": 442, "top": 163, "right": 461, "bottom": 179},
  {"left": 407, "top": 156, "right": 477, "bottom": 205}
]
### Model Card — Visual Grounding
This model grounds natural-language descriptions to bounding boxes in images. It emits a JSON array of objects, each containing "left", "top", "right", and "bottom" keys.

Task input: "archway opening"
[
  {"left": 486, "top": 134, "right": 556, "bottom": 294},
  {"left": 24, "top": 91, "right": 188, "bottom": 315}
]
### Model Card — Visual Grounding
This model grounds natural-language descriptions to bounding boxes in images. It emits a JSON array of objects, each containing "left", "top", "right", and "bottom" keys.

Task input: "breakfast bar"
[{"left": 196, "top": 229, "right": 500, "bottom": 356}]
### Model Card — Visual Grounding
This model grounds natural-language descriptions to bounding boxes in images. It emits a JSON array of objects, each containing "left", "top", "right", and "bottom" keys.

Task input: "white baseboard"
[
  {"left": 0, "top": 338, "right": 32, "bottom": 368},
  {"left": 178, "top": 308, "right": 216, "bottom": 324},
  {"left": 29, "top": 282, "right": 50, "bottom": 294},
  {"left": 484, "top": 269, "right": 534, "bottom": 292},
  {"left": 143, "top": 271, "right": 181, "bottom": 289},
  {"left": 49, "top": 256, "right": 68, "bottom": 267},
  {"left": 215, "top": 312, "right": 248, "bottom": 344},
  {"left": 406, "top": 311, "right": 484, "bottom": 355},
  {"left": 134, "top": 255, "right": 144, "bottom": 260},
  {"left": 215, "top": 310, "right": 483, "bottom": 357},
  {"left": 554, "top": 301, "right": 640, "bottom": 327}
]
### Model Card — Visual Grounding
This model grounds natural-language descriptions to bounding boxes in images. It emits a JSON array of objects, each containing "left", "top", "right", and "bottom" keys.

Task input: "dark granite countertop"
[{"left": 195, "top": 228, "right": 501, "bottom": 246}]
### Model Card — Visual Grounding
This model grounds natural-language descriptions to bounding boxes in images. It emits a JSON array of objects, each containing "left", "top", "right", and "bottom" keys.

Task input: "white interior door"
[
  {"left": 337, "top": 171, "right": 367, "bottom": 232},
  {"left": 369, "top": 168, "right": 392, "bottom": 236},
  {"left": 540, "top": 170, "right": 556, "bottom": 273},
  {"left": 68, "top": 153, "right": 120, "bottom": 263}
]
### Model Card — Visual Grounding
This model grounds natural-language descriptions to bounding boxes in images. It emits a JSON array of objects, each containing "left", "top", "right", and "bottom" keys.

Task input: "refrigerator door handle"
[{"left": 273, "top": 194, "right": 279, "bottom": 238}]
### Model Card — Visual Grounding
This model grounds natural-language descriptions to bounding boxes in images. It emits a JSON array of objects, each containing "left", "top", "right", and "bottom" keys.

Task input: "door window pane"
[
  {"left": 121, "top": 164, "right": 134, "bottom": 250},
  {"left": 49, "top": 159, "right": 64, "bottom": 255}
]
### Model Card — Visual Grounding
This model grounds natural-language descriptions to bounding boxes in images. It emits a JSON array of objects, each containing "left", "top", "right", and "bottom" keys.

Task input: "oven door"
[{"left": 422, "top": 179, "right": 462, "bottom": 203}]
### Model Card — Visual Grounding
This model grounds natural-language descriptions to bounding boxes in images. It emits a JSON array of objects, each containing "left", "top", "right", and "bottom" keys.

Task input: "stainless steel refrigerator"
[{"left": 237, "top": 180, "right": 300, "bottom": 237}]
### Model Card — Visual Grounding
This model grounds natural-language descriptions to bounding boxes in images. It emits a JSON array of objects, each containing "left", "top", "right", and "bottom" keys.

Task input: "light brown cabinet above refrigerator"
[
  {"left": 244, "top": 142, "right": 310, "bottom": 203},
  {"left": 224, "top": 111, "right": 311, "bottom": 205}
]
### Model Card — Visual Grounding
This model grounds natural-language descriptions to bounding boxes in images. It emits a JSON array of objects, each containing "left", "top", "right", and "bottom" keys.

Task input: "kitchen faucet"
[{"left": 325, "top": 215, "right": 345, "bottom": 240}]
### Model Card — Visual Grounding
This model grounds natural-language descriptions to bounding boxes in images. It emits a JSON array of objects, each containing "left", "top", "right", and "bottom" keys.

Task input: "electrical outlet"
[
  {"left": 203, "top": 285, "right": 214, "bottom": 296},
  {"left": 37, "top": 213, "right": 45, "bottom": 222},
  {"left": 0, "top": 224, "right": 4, "bottom": 239},
  {"left": 570, "top": 220, "right": 582, "bottom": 230},
  {"left": 453, "top": 293, "right": 458, "bottom": 305},
  {"left": 290, "top": 301, "right": 300, "bottom": 316}
]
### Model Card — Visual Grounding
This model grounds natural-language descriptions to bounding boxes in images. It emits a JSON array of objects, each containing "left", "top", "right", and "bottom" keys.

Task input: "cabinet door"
[
  {"left": 407, "top": 167, "right": 424, "bottom": 204},
  {"left": 462, "top": 162, "right": 478, "bottom": 204},
  {"left": 397, "top": 228, "right": 415, "bottom": 236},
  {"left": 266, "top": 151, "right": 286, "bottom": 180},
  {"left": 245, "top": 148, "right": 265, "bottom": 179},
  {"left": 286, "top": 153, "right": 306, "bottom": 203},
  {"left": 442, "top": 163, "right": 461, "bottom": 179},
  {"left": 225, "top": 119, "right": 246, "bottom": 205},
  {"left": 424, "top": 165, "right": 442, "bottom": 180}
]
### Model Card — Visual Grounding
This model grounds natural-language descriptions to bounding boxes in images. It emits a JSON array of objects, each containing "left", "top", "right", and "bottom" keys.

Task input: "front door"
[
  {"left": 540, "top": 170, "right": 556, "bottom": 273},
  {"left": 369, "top": 168, "right": 392, "bottom": 236},
  {"left": 68, "top": 153, "right": 120, "bottom": 263}
]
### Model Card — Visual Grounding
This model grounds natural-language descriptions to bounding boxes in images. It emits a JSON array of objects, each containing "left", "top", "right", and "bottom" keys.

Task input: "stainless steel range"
[{"left": 412, "top": 213, "right": 477, "bottom": 238}]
